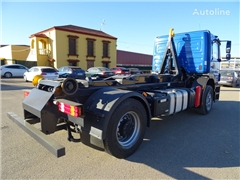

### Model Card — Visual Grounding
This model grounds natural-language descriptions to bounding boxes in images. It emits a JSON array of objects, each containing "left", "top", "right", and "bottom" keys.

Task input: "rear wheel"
[
  {"left": 197, "top": 85, "right": 213, "bottom": 115},
  {"left": 4, "top": 72, "right": 12, "bottom": 78},
  {"left": 104, "top": 98, "right": 147, "bottom": 158}
]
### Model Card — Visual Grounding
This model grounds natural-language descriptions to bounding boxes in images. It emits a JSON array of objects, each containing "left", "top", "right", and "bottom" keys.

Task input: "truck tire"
[
  {"left": 104, "top": 98, "right": 147, "bottom": 158},
  {"left": 197, "top": 85, "right": 213, "bottom": 115}
]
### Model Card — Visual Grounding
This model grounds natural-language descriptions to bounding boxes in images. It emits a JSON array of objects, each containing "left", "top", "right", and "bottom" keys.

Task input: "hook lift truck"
[{"left": 7, "top": 28, "right": 232, "bottom": 158}]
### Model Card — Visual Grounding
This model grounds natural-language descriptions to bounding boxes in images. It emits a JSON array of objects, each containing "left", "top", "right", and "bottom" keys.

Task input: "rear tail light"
[
  {"left": 228, "top": 77, "right": 233, "bottom": 80},
  {"left": 103, "top": 72, "right": 106, "bottom": 75},
  {"left": 57, "top": 102, "right": 82, "bottom": 117},
  {"left": 55, "top": 72, "right": 58, "bottom": 75}
]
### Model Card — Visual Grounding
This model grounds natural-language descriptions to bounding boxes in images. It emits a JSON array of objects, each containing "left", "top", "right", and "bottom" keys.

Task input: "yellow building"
[
  {"left": 0, "top": 45, "right": 30, "bottom": 65},
  {"left": 28, "top": 25, "right": 117, "bottom": 70}
]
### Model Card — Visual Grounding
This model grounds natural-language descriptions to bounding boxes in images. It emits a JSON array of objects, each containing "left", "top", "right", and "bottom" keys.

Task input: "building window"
[
  {"left": 87, "top": 41, "right": 94, "bottom": 56},
  {"left": 67, "top": 59, "right": 79, "bottom": 66},
  {"left": 102, "top": 40, "right": 110, "bottom": 58},
  {"left": 87, "top": 60, "right": 94, "bottom": 69},
  {"left": 69, "top": 61, "right": 77, "bottom": 66},
  {"left": 69, "top": 38, "right": 76, "bottom": 55},
  {"left": 86, "top": 38, "right": 96, "bottom": 57},
  {"left": 68, "top": 35, "right": 79, "bottom": 56},
  {"left": 102, "top": 62, "right": 109, "bottom": 68},
  {"left": 39, "top": 39, "right": 47, "bottom": 55}
]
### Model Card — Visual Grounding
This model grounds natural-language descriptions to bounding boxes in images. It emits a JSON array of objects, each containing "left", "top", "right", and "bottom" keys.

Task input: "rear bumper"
[{"left": 7, "top": 112, "right": 65, "bottom": 158}]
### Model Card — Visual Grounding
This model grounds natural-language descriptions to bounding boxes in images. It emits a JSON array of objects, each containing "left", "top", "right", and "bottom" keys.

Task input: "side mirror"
[
  {"left": 226, "top": 53, "right": 231, "bottom": 60},
  {"left": 226, "top": 41, "right": 231, "bottom": 53},
  {"left": 226, "top": 41, "right": 231, "bottom": 60}
]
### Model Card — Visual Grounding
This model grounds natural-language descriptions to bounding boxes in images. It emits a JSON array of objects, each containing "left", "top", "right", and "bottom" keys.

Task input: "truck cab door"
[{"left": 212, "top": 40, "right": 221, "bottom": 62}]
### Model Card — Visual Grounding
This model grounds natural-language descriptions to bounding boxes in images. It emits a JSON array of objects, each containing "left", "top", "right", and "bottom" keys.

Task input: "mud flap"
[{"left": 23, "top": 88, "right": 60, "bottom": 134}]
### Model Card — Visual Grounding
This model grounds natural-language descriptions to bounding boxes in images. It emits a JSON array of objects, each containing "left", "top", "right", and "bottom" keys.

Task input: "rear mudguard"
[
  {"left": 23, "top": 80, "right": 65, "bottom": 134},
  {"left": 78, "top": 87, "right": 151, "bottom": 149}
]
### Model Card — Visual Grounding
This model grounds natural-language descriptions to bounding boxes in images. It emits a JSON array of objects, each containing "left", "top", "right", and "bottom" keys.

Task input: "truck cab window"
[{"left": 212, "top": 41, "right": 220, "bottom": 61}]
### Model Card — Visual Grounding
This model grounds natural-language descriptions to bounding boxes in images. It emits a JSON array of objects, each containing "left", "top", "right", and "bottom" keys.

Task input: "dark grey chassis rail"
[{"left": 7, "top": 112, "right": 65, "bottom": 158}]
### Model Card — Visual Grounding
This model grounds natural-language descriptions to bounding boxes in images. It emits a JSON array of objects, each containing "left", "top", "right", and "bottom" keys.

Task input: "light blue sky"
[{"left": 1, "top": 0, "right": 239, "bottom": 57}]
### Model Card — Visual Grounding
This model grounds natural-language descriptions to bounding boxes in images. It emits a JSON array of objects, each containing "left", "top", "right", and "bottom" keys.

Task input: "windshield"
[
  {"left": 71, "top": 68, "right": 83, "bottom": 72},
  {"left": 42, "top": 68, "right": 57, "bottom": 73},
  {"left": 99, "top": 67, "right": 110, "bottom": 71}
]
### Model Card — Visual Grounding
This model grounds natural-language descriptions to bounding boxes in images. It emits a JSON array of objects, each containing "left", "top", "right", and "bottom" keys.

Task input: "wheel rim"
[
  {"left": 5, "top": 73, "right": 11, "bottom": 78},
  {"left": 116, "top": 111, "right": 140, "bottom": 148},
  {"left": 206, "top": 91, "right": 212, "bottom": 111}
]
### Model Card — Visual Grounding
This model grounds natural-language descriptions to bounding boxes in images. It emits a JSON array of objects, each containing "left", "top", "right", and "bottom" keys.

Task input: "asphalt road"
[{"left": 1, "top": 78, "right": 240, "bottom": 179}]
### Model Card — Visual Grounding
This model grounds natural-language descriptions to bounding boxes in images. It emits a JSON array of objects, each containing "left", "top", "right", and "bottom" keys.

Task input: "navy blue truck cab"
[{"left": 152, "top": 30, "right": 224, "bottom": 78}]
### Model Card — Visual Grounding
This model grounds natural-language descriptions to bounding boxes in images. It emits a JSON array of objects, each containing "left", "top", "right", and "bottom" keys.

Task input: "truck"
[{"left": 7, "top": 28, "right": 232, "bottom": 159}]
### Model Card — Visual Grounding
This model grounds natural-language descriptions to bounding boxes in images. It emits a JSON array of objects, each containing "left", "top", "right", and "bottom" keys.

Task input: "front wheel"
[
  {"left": 197, "top": 85, "right": 213, "bottom": 115},
  {"left": 104, "top": 98, "right": 147, "bottom": 158}
]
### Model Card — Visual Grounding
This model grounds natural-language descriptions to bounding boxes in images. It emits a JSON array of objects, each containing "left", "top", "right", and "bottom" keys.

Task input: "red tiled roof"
[
  {"left": 117, "top": 50, "right": 152, "bottom": 66},
  {"left": 30, "top": 34, "right": 48, "bottom": 38},
  {"left": 30, "top": 25, "right": 117, "bottom": 40}
]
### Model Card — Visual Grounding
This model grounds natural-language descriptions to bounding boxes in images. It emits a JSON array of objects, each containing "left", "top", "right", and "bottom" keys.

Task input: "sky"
[{"left": 1, "top": 0, "right": 239, "bottom": 57}]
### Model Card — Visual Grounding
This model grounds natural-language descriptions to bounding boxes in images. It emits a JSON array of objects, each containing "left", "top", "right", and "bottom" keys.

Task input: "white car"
[
  {"left": 0, "top": 64, "right": 29, "bottom": 78},
  {"left": 23, "top": 66, "right": 59, "bottom": 82}
]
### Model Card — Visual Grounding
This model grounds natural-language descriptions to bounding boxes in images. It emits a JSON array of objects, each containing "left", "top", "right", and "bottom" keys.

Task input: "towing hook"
[
  {"left": 169, "top": 28, "right": 175, "bottom": 38},
  {"left": 65, "top": 120, "right": 81, "bottom": 142}
]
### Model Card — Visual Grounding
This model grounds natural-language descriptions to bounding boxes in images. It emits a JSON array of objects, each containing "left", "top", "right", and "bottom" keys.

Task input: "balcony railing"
[{"left": 39, "top": 49, "right": 49, "bottom": 55}]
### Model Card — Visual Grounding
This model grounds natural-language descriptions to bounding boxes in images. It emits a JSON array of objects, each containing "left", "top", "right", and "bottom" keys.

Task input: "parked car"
[
  {"left": 111, "top": 67, "right": 131, "bottom": 75},
  {"left": 58, "top": 66, "right": 86, "bottom": 79},
  {"left": 218, "top": 70, "right": 240, "bottom": 87},
  {"left": 23, "top": 66, "right": 59, "bottom": 82},
  {"left": 0, "top": 64, "right": 29, "bottom": 78},
  {"left": 85, "top": 67, "right": 114, "bottom": 78},
  {"left": 128, "top": 68, "right": 143, "bottom": 74}
]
